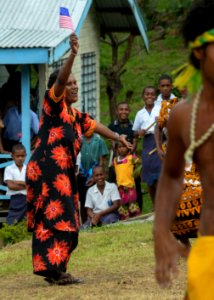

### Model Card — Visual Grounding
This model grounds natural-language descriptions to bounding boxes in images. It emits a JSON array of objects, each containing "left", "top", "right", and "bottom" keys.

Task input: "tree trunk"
[
  {"left": 101, "top": 33, "right": 135, "bottom": 121},
  {"left": 106, "top": 74, "right": 123, "bottom": 121}
]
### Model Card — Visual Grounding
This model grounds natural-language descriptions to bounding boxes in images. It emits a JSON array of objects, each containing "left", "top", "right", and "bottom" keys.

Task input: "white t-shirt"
[
  {"left": 155, "top": 93, "right": 176, "bottom": 106},
  {"left": 85, "top": 181, "right": 120, "bottom": 213},
  {"left": 132, "top": 105, "right": 161, "bottom": 134},
  {"left": 75, "top": 152, "right": 81, "bottom": 175},
  {"left": 4, "top": 163, "right": 26, "bottom": 195}
]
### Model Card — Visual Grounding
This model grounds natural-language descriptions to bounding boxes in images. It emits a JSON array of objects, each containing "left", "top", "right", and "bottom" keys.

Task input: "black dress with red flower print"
[{"left": 26, "top": 86, "right": 96, "bottom": 275}]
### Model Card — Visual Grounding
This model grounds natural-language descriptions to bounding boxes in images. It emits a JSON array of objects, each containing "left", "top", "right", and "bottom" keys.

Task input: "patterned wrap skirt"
[
  {"left": 118, "top": 186, "right": 137, "bottom": 204},
  {"left": 171, "top": 164, "right": 202, "bottom": 239}
]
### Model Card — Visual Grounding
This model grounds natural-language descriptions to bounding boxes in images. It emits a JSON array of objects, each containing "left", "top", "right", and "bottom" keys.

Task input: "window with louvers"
[{"left": 81, "top": 52, "right": 97, "bottom": 119}]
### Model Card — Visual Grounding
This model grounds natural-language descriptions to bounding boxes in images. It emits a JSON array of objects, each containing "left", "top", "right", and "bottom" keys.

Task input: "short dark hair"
[
  {"left": 92, "top": 165, "right": 105, "bottom": 174},
  {"left": 12, "top": 143, "right": 26, "bottom": 154},
  {"left": 158, "top": 74, "right": 172, "bottom": 84},
  {"left": 182, "top": 0, "right": 214, "bottom": 69},
  {"left": 47, "top": 69, "right": 60, "bottom": 89},
  {"left": 116, "top": 102, "right": 129, "bottom": 109},
  {"left": 142, "top": 86, "right": 157, "bottom": 96}
]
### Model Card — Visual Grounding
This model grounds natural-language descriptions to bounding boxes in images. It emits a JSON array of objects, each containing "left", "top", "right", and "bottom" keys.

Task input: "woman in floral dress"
[{"left": 26, "top": 34, "right": 130, "bottom": 285}]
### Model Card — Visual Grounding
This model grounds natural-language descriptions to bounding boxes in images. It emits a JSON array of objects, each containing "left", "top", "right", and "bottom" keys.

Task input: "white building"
[{"left": 0, "top": 0, "right": 148, "bottom": 197}]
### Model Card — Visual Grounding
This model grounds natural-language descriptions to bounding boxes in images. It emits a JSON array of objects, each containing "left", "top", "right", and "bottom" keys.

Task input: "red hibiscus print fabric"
[
  {"left": 54, "top": 220, "right": 76, "bottom": 232},
  {"left": 26, "top": 85, "right": 96, "bottom": 275},
  {"left": 35, "top": 222, "right": 53, "bottom": 242},
  {"left": 51, "top": 145, "right": 72, "bottom": 170},
  {"left": 27, "top": 161, "right": 42, "bottom": 182},
  {"left": 47, "top": 240, "right": 69, "bottom": 266},
  {"left": 48, "top": 127, "right": 64, "bottom": 145},
  {"left": 45, "top": 200, "right": 64, "bottom": 220},
  {"left": 53, "top": 174, "right": 72, "bottom": 197},
  {"left": 33, "top": 254, "right": 47, "bottom": 272}
]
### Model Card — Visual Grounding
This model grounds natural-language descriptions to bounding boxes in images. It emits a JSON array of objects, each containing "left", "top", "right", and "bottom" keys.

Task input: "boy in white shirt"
[
  {"left": 133, "top": 86, "right": 161, "bottom": 207},
  {"left": 4, "top": 143, "right": 27, "bottom": 225},
  {"left": 84, "top": 166, "right": 120, "bottom": 228},
  {"left": 155, "top": 74, "right": 177, "bottom": 106}
]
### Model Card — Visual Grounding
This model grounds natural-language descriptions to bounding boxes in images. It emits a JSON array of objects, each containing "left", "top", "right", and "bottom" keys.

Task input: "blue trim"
[
  {"left": 21, "top": 66, "right": 31, "bottom": 163},
  {"left": 0, "top": 154, "right": 11, "bottom": 159},
  {"left": 0, "top": 48, "right": 49, "bottom": 64},
  {"left": 133, "top": 0, "right": 147, "bottom": 30},
  {"left": 0, "top": 195, "right": 10, "bottom": 200},
  {"left": 49, "top": 38, "right": 70, "bottom": 64},
  {"left": 128, "top": 0, "right": 149, "bottom": 52},
  {"left": 0, "top": 161, "right": 12, "bottom": 169},
  {"left": 49, "top": 0, "right": 93, "bottom": 64},
  {"left": 0, "top": 186, "right": 7, "bottom": 192},
  {"left": 75, "top": 0, "right": 93, "bottom": 36}
]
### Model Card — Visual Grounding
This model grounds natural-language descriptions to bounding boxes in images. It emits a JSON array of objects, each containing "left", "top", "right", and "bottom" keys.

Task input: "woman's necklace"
[{"left": 184, "top": 88, "right": 214, "bottom": 163}]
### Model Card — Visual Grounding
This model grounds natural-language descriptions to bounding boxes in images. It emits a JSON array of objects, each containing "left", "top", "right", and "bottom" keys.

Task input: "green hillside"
[{"left": 100, "top": 34, "right": 188, "bottom": 124}]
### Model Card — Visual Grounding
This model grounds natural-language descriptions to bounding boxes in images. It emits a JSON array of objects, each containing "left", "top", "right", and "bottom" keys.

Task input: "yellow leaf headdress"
[{"left": 173, "top": 29, "right": 214, "bottom": 94}]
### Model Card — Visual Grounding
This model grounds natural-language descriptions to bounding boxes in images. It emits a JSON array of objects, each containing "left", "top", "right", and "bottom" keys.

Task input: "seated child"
[
  {"left": 77, "top": 133, "right": 108, "bottom": 224},
  {"left": 4, "top": 143, "right": 27, "bottom": 225},
  {"left": 84, "top": 166, "right": 120, "bottom": 228},
  {"left": 113, "top": 142, "right": 141, "bottom": 220}
]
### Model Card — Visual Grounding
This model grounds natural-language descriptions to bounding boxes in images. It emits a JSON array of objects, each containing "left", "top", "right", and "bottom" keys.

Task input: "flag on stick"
[{"left": 59, "top": 6, "right": 75, "bottom": 32}]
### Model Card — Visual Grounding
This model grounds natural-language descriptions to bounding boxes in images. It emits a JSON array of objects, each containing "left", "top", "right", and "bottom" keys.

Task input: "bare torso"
[{"left": 174, "top": 99, "right": 214, "bottom": 235}]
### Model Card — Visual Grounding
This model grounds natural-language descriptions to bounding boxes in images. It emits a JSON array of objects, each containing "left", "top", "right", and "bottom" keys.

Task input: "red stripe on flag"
[{"left": 59, "top": 16, "right": 74, "bottom": 31}]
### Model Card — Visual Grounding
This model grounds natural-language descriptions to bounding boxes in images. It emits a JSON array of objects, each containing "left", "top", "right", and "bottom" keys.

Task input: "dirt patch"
[
  {"left": 0, "top": 264, "right": 186, "bottom": 300},
  {"left": 0, "top": 224, "right": 187, "bottom": 300}
]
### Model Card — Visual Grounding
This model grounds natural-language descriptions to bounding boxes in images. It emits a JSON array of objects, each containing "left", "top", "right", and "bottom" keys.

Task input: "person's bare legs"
[{"left": 177, "top": 236, "right": 191, "bottom": 250}]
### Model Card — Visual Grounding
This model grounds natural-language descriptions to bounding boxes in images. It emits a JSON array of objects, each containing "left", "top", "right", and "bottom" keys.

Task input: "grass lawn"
[{"left": 0, "top": 221, "right": 187, "bottom": 300}]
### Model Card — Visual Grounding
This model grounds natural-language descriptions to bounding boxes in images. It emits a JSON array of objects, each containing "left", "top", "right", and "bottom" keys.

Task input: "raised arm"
[
  {"left": 54, "top": 34, "right": 79, "bottom": 97},
  {"left": 154, "top": 103, "right": 189, "bottom": 287}
]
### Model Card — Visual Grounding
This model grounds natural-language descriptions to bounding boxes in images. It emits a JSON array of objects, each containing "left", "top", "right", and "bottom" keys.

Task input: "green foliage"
[
  {"left": 0, "top": 220, "right": 31, "bottom": 246},
  {"left": 100, "top": 34, "right": 188, "bottom": 125},
  {"left": 139, "top": 0, "right": 194, "bottom": 29}
]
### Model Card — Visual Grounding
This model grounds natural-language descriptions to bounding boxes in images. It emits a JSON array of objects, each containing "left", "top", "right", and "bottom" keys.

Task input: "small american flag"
[{"left": 59, "top": 6, "right": 75, "bottom": 32}]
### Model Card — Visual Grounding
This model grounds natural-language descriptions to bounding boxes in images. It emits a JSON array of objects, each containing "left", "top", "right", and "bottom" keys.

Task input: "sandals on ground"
[{"left": 44, "top": 273, "right": 84, "bottom": 285}]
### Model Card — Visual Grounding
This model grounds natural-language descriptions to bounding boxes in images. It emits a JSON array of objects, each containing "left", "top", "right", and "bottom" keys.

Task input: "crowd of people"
[
  {"left": 5, "top": 73, "right": 194, "bottom": 228},
  {"left": 1, "top": 0, "right": 214, "bottom": 298}
]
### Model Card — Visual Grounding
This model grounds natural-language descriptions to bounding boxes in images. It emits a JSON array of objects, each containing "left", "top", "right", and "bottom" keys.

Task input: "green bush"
[
  {"left": 0, "top": 220, "right": 31, "bottom": 246},
  {"left": 139, "top": 0, "right": 194, "bottom": 29}
]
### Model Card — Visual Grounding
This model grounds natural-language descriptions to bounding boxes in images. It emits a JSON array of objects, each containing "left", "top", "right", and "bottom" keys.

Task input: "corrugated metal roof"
[
  {"left": 95, "top": 0, "right": 130, "bottom": 9},
  {"left": 0, "top": 0, "right": 90, "bottom": 48},
  {"left": 95, "top": 0, "right": 142, "bottom": 33},
  {"left": 94, "top": 0, "right": 148, "bottom": 50},
  {"left": 0, "top": 0, "right": 148, "bottom": 51},
  {"left": 0, "top": 29, "right": 64, "bottom": 48}
]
